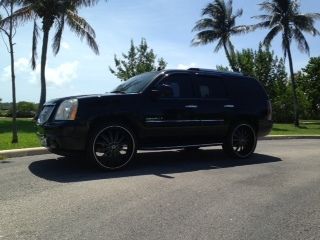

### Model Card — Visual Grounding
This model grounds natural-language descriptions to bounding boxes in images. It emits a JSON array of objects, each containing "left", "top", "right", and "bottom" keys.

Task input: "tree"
[
  {"left": 1, "top": 0, "right": 101, "bottom": 118},
  {"left": 109, "top": 38, "right": 167, "bottom": 81},
  {"left": 235, "top": 44, "right": 287, "bottom": 101},
  {"left": 0, "top": 0, "right": 19, "bottom": 143},
  {"left": 297, "top": 57, "right": 320, "bottom": 119},
  {"left": 191, "top": 0, "right": 249, "bottom": 71},
  {"left": 253, "top": 0, "right": 320, "bottom": 126}
]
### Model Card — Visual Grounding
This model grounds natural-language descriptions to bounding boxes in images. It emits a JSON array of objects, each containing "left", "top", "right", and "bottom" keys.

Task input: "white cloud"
[
  {"left": 61, "top": 42, "right": 70, "bottom": 50},
  {"left": 177, "top": 63, "right": 197, "bottom": 70},
  {"left": 1, "top": 58, "right": 30, "bottom": 82},
  {"left": 1, "top": 57, "right": 79, "bottom": 88}
]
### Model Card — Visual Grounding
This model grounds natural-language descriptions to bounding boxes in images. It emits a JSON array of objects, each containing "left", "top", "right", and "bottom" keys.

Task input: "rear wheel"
[
  {"left": 87, "top": 124, "right": 136, "bottom": 170},
  {"left": 223, "top": 123, "right": 257, "bottom": 158}
]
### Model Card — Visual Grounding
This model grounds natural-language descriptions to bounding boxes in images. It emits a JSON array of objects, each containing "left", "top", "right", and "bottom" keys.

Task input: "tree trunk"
[
  {"left": 9, "top": 1, "right": 18, "bottom": 143},
  {"left": 287, "top": 45, "right": 299, "bottom": 127},
  {"left": 223, "top": 42, "right": 237, "bottom": 72},
  {"left": 35, "top": 25, "right": 50, "bottom": 119}
]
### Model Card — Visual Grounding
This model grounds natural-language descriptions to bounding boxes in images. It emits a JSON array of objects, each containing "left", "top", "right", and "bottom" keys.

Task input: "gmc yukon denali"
[{"left": 37, "top": 68, "right": 273, "bottom": 170}]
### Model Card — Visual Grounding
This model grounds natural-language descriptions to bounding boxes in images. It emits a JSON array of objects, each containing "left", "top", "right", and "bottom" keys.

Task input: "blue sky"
[{"left": 1, "top": 0, "right": 320, "bottom": 102}]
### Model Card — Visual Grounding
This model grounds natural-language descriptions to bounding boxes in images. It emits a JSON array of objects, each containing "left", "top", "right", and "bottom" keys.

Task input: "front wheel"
[
  {"left": 223, "top": 123, "right": 257, "bottom": 158},
  {"left": 87, "top": 125, "right": 136, "bottom": 170}
]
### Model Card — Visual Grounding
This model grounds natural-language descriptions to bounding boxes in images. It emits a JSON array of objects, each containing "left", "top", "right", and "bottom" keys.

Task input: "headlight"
[{"left": 54, "top": 99, "right": 78, "bottom": 120}]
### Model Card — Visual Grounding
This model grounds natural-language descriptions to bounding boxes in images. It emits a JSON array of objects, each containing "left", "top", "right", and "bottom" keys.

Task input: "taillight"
[{"left": 267, "top": 100, "right": 272, "bottom": 121}]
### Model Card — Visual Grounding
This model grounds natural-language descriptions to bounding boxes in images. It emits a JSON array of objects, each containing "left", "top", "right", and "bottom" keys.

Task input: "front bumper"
[{"left": 37, "top": 120, "right": 88, "bottom": 155}]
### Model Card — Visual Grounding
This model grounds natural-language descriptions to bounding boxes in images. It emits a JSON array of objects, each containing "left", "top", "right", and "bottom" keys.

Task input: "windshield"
[{"left": 111, "top": 71, "right": 160, "bottom": 94}]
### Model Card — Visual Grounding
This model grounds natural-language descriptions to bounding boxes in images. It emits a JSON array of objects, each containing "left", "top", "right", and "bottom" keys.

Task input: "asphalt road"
[{"left": 1, "top": 139, "right": 320, "bottom": 240}]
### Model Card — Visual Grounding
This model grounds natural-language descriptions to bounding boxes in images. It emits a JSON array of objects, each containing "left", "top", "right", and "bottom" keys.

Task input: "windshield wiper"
[{"left": 111, "top": 90, "right": 126, "bottom": 94}]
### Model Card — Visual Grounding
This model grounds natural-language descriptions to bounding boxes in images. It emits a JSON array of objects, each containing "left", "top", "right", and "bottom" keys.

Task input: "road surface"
[{"left": 1, "top": 139, "right": 320, "bottom": 240}]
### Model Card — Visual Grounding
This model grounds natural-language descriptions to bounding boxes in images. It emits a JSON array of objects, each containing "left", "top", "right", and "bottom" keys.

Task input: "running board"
[{"left": 139, "top": 143, "right": 223, "bottom": 151}]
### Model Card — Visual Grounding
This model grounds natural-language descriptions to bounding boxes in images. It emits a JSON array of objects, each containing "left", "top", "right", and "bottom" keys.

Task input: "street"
[{"left": 1, "top": 139, "right": 320, "bottom": 240}]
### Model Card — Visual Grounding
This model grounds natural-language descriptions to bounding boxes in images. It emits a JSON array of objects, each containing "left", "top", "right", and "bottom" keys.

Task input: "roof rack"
[{"left": 188, "top": 68, "right": 243, "bottom": 77}]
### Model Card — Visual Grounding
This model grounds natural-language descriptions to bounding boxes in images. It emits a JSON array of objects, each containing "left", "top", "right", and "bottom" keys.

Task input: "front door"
[{"left": 141, "top": 73, "right": 200, "bottom": 147}]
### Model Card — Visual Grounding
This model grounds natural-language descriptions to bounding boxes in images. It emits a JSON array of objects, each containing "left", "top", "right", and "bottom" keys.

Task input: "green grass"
[
  {"left": 0, "top": 118, "right": 40, "bottom": 151},
  {"left": 0, "top": 118, "right": 320, "bottom": 151},
  {"left": 271, "top": 120, "right": 320, "bottom": 135}
]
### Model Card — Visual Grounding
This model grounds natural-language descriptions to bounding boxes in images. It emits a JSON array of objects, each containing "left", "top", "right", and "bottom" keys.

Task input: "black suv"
[{"left": 37, "top": 68, "right": 273, "bottom": 170}]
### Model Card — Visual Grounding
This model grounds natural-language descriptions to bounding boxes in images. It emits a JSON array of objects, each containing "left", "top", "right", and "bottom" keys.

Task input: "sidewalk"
[{"left": 1, "top": 135, "right": 320, "bottom": 159}]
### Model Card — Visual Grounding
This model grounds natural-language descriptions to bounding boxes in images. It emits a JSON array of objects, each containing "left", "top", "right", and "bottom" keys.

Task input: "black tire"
[
  {"left": 222, "top": 123, "right": 257, "bottom": 158},
  {"left": 87, "top": 124, "right": 136, "bottom": 170}
]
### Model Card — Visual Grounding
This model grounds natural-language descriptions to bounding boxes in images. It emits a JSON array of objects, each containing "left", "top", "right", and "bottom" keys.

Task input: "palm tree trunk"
[
  {"left": 35, "top": 26, "right": 50, "bottom": 119},
  {"left": 223, "top": 42, "right": 237, "bottom": 72},
  {"left": 287, "top": 45, "right": 299, "bottom": 127},
  {"left": 9, "top": 1, "right": 18, "bottom": 143}
]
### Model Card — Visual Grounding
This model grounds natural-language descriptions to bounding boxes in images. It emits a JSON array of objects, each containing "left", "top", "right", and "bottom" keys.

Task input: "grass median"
[
  {"left": 0, "top": 118, "right": 40, "bottom": 151},
  {"left": 271, "top": 120, "right": 320, "bottom": 135},
  {"left": 1, "top": 118, "right": 320, "bottom": 151}
]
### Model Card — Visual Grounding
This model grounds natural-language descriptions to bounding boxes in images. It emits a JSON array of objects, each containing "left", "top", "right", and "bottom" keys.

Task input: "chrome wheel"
[
  {"left": 93, "top": 126, "right": 135, "bottom": 169},
  {"left": 231, "top": 124, "right": 256, "bottom": 158}
]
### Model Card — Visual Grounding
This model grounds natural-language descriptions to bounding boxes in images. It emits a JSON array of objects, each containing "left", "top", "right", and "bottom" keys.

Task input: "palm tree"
[
  {"left": 192, "top": 0, "right": 249, "bottom": 72},
  {"left": 0, "top": 0, "right": 19, "bottom": 143},
  {"left": 253, "top": 0, "right": 320, "bottom": 126},
  {"left": 1, "top": 0, "right": 101, "bottom": 117}
]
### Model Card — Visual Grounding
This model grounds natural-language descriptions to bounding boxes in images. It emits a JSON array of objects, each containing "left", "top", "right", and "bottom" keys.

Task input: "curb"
[
  {"left": 1, "top": 136, "right": 320, "bottom": 159},
  {"left": 0, "top": 147, "right": 49, "bottom": 159},
  {"left": 261, "top": 135, "right": 320, "bottom": 140}
]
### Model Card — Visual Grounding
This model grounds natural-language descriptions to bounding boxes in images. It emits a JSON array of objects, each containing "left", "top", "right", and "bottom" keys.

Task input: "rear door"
[{"left": 192, "top": 74, "right": 231, "bottom": 141}]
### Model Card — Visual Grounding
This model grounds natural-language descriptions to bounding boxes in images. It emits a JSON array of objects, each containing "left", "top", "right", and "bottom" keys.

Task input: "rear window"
[{"left": 194, "top": 75, "right": 227, "bottom": 99}]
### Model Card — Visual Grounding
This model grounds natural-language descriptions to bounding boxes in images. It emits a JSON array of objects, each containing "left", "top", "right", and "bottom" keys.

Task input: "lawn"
[
  {"left": 0, "top": 118, "right": 320, "bottom": 151},
  {"left": 271, "top": 120, "right": 320, "bottom": 135},
  {"left": 0, "top": 118, "right": 40, "bottom": 151}
]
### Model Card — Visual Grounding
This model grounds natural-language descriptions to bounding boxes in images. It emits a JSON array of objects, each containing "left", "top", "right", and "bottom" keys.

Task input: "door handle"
[
  {"left": 224, "top": 105, "right": 235, "bottom": 108},
  {"left": 185, "top": 105, "right": 198, "bottom": 109}
]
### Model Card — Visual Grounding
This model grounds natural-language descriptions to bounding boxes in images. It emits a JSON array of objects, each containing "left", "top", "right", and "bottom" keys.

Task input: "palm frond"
[
  {"left": 263, "top": 25, "right": 281, "bottom": 46},
  {"left": 0, "top": 5, "right": 33, "bottom": 28},
  {"left": 294, "top": 14, "right": 320, "bottom": 36},
  {"left": 233, "top": 8, "right": 243, "bottom": 19},
  {"left": 304, "top": 13, "right": 320, "bottom": 20},
  {"left": 214, "top": 38, "right": 224, "bottom": 52},
  {"left": 252, "top": 14, "right": 272, "bottom": 20},
  {"left": 191, "top": 30, "right": 219, "bottom": 46},
  {"left": 71, "top": 0, "right": 101, "bottom": 8},
  {"left": 192, "top": 18, "right": 215, "bottom": 32},
  {"left": 226, "top": 39, "right": 235, "bottom": 54},
  {"left": 66, "top": 10, "right": 96, "bottom": 37},
  {"left": 293, "top": 28, "right": 310, "bottom": 55},
  {"left": 230, "top": 25, "right": 250, "bottom": 35},
  {"left": 258, "top": 1, "right": 277, "bottom": 14},
  {"left": 252, "top": 20, "right": 271, "bottom": 30},
  {"left": 31, "top": 19, "right": 39, "bottom": 70},
  {"left": 52, "top": 15, "right": 65, "bottom": 55},
  {"left": 66, "top": 10, "right": 99, "bottom": 54},
  {"left": 226, "top": 0, "right": 233, "bottom": 19}
]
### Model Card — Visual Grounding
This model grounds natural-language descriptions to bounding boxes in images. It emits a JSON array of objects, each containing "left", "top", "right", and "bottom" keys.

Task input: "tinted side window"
[
  {"left": 194, "top": 75, "right": 227, "bottom": 99},
  {"left": 158, "top": 74, "right": 193, "bottom": 98},
  {"left": 225, "top": 77, "right": 268, "bottom": 101}
]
